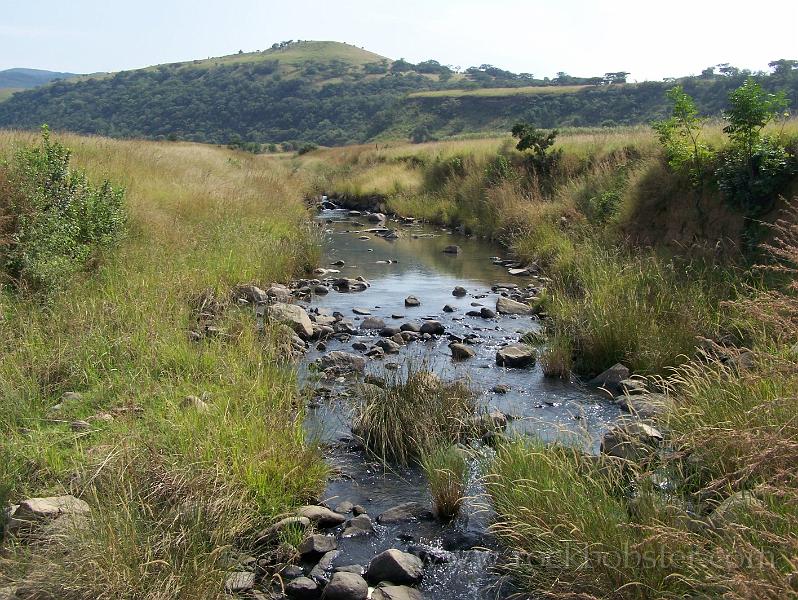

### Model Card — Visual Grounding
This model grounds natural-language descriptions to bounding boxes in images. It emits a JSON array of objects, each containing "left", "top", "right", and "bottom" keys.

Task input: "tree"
[
  {"left": 511, "top": 122, "right": 558, "bottom": 157},
  {"left": 769, "top": 59, "right": 798, "bottom": 76},
  {"left": 603, "top": 72, "right": 629, "bottom": 85},
  {"left": 652, "top": 86, "right": 711, "bottom": 185},
  {"left": 723, "top": 79, "right": 788, "bottom": 163}
]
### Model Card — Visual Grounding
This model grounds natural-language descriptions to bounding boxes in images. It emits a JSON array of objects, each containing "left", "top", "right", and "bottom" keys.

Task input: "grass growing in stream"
[{"left": 420, "top": 445, "right": 469, "bottom": 521}]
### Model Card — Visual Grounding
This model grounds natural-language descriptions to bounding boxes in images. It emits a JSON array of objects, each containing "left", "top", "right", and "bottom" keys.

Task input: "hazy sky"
[{"left": 2, "top": 0, "right": 796, "bottom": 80}]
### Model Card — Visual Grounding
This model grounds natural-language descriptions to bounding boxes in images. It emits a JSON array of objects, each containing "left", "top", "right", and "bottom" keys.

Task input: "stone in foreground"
[
  {"left": 320, "top": 352, "right": 367, "bottom": 374},
  {"left": 286, "top": 576, "right": 320, "bottom": 599},
  {"left": 267, "top": 303, "right": 314, "bottom": 339},
  {"left": 367, "top": 549, "right": 424, "bottom": 585},
  {"left": 600, "top": 420, "right": 663, "bottom": 461},
  {"left": 224, "top": 572, "right": 255, "bottom": 594},
  {"left": 371, "top": 586, "right": 424, "bottom": 600},
  {"left": 323, "top": 572, "right": 369, "bottom": 600}
]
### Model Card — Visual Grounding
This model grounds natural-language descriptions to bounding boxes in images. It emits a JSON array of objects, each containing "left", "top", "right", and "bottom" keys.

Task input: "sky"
[{"left": 1, "top": 0, "right": 796, "bottom": 81}]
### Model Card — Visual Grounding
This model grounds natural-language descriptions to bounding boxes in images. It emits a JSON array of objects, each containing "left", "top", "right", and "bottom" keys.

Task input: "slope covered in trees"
[{"left": 0, "top": 41, "right": 795, "bottom": 146}]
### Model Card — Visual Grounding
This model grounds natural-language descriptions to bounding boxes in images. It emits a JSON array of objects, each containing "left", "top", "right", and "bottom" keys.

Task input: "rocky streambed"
[{"left": 255, "top": 207, "right": 625, "bottom": 599}]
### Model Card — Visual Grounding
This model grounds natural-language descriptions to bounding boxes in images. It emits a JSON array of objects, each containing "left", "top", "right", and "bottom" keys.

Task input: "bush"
[{"left": 0, "top": 127, "right": 125, "bottom": 294}]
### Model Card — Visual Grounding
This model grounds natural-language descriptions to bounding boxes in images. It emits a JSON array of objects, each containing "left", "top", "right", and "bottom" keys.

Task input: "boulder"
[
  {"left": 342, "top": 514, "right": 374, "bottom": 538},
  {"left": 404, "top": 296, "right": 421, "bottom": 307},
  {"left": 442, "top": 245, "right": 461, "bottom": 254},
  {"left": 371, "top": 586, "right": 424, "bottom": 600},
  {"left": 267, "top": 303, "right": 314, "bottom": 339},
  {"left": 380, "top": 325, "right": 401, "bottom": 337},
  {"left": 232, "top": 284, "right": 267, "bottom": 304},
  {"left": 399, "top": 322, "right": 422, "bottom": 333},
  {"left": 708, "top": 491, "right": 766, "bottom": 528},
  {"left": 360, "top": 317, "right": 386, "bottom": 330},
  {"left": 13, "top": 496, "right": 90, "bottom": 522},
  {"left": 377, "top": 502, "right": 433, "bottom": 524},
  {"left": 496, "top": 344, "right": 537, "bottom": 368},
  {"left": 320, "top": 352, "right": 367, "bottom": 374},
  {"left": 323, "top": 572, "right": 369, "bottom": 600},
  {"left": 452, "top": 286, "right": 467, "bottom": 297},
  {"left": 265, "top": 283, "right": 293, "bottom": 303},
  {"left": 480, "top": 307, "right": 496, "bottom": 319},
  {"left": 298, "top": 534, "right": 337, "bottom": 558},
  {"left": 420, "top": 320, "right": 445, "bottom": 335},
  {"left": 450, "top": 343, "right": 476, "bottom": 360},
  {"left": 334, "top": 501, "right": 354, "bottom": 514},
  {"left": 286, "top": 576, "right": 320, "bottom": 599},
  {"left": 224, "top": 572, "right": 255, "bottom": 594},
  {"left": 589, "top": 363, "right": 631, "bottom": 393},
  {"left": 496, "top": 296, "right": 534, "bottom": 315},
  {"left": 309, "top": 549, "right": 339, "bottom": 584},
  {"left": 600, "top": 420, "right": 663, "bottom": 461},
  {"left": 367, "top": 549, "right": 424, "bottom": 585},
  {"left": 615, "top": 392, "right": 673, "bottom": 420},
  {"left": 297, "top": 505, "right": 347, "bottom": 528},
  {"left": 367, "top": 213, "right": 387, "bottom": 223},
  {"left": 333, "top": 278, "right": 369, "bottom": 293}
]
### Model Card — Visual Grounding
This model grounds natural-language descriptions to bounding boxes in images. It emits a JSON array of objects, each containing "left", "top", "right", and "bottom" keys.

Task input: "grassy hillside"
[
  {"left": 1, "top": 41, "right": 795, "bottom": 145},
  {"left": 0, "top": 132, "right": 326, "bottom": 597}
]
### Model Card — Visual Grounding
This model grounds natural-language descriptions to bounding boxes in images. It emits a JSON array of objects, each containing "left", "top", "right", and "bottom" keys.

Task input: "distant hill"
[
  {"left": 0, "top": 68, "right": 76, "bottom": 89},
  {"left": 0, "top": 41, "right": 795, "bottom": 146}
]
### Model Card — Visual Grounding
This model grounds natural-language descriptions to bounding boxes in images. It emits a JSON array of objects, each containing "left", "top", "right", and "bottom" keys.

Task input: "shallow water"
[{"left": 297, "top": 209, "right": 621, "bottom": 598}]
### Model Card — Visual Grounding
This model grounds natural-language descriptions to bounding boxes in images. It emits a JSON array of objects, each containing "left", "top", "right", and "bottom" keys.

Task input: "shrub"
[
  {"left": 0, "top": 127, "right": 125, "bottom": 294},
  {"left": 420, "top": 445, "right": 469, "bottom": 521},
  {"left": 352, "top": 365, "right": 476, "bottom": 464}
]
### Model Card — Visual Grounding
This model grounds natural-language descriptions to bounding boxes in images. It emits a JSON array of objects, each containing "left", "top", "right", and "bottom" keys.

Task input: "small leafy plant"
[{"left": 1, "top": 126, "right": 126, "bottom": 294}]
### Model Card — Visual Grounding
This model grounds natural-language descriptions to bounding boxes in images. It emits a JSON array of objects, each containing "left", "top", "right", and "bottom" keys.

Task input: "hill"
[
  {"left": 0, "top": 41, "right": 795, "bottom": 145},
  {"left": 0, "top": 67, "right": 76, "bottom": 89}
]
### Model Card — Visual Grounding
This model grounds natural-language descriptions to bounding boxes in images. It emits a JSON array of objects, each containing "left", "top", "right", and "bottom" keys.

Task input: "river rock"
[
  {"left": 615, "top": 392, "right": 673, "bottom": 420},
  {"left": 360, "top": 317, "right": 386, "bottom": 330},
  {"left": 496, "top": 344, "right": 537, "bottom": 368},
  {"left": 267, "top": 303, "right": 314, "bottom": 340},
  {"left": 265, "top": 283, "right": 293, "bottom": 302},
  {"left": 297, "top": 505, "right": 347, "bottom": 528},
  {"left": 450, "top": 343, "right": 476, "bottom": 360},
  {"left": 13, "top": 495, "right": 90, "bottom": 523},
  {"left": 443, "top": 304, "right": 456, "bottom": 313},
  {"left": 365, "top": 347, "right": 385, "bottom": 359},
  {"left": 352, "top": 342, "right": 368, "bottom": 352},
  {"left": 342, "top": 514, "right": 374, "bottom": 538},
  {"left": 232, "top": 284, "right": 267, "bottom": 304},
  {"left": 286, "top": 576, "right": 320, "bottom": 599},
  {"left": 380, "top": 325, "right": 401, "bottom": 337},
  {"left": 352, "top": 307, "right": 371, "bottom": 315},
  {"left": 404, "top": 296, "right": 421, "bottom": 307},
  {"left": 224, "top": 571, "right": 255, "bottom": 594},
  {"left": 400, "top": 322, "right": 422, "bottom": 333},
  {"left": 367, "top": 549, "right": 424, "bottom": 585},
  {"left": 320, "top": 352, "right": 367, "bottom": 374},
  {"left": 589, "top": 363, "right": 631, "bottom": 393},
  {"left": 259, "top": 515, "right": 311, "bottom": 541},
  {"left": 324, "top": 572, "right": 368, "bottom": 600},
  {"left": 331, "top": 260, "right": 346, "bottom": 266},
  {"left": 371, "top": 586, "right": 423, "bottom": 600},
  {"left": 333, "top": 278, "right": 369, "bottom": 293},
  {"left": 334, "top": 501, "right": 354, "bottom": 514},
  {"left": 600, "top": 420, "right": 663, "bottom": 461},
  {"left": 377, "top": 502, "right": 433, "bottom": 524},
  {"left": 376, "top": 339, "right": 402, "bottom": 354},
  {"left": 352, "top": 504, "right": 367, "bottom": 516},
  {"left": 420, "top": 320, "right": 445, "bottom": 335},
  {"left": 298, "top": 534, "right": 337, "bottom": 558},
  {"left": 452, "top": 286, "right": 467, "bottom": 297},
  {"left": 480, "top": 307, "right": 496, "bottom": 319},
  {"left": 708, "top": 490, "right": 766, "bottom": 528},
  {"left": 496, "top": 296, "right": 534, "bottom": 315},
  {"left": 310, "top": 549, "right": 339, "bottom": 584},
  {"left": 442, "top": 245, "right": 461, "bottom": 254},
  {"left": 492, "top": 384, "right": 509, "bottom": 394}
]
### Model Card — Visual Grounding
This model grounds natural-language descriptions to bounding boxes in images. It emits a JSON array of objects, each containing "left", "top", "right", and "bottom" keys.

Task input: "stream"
[{"left": 295, "top": 208, "right": 622, "bottom": 599}]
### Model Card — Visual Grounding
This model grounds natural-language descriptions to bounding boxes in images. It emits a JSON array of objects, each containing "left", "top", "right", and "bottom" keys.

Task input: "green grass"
[
  {"left": 408, "top": 84, "right": 595, "bottom": 98},
  {"left": 421, "top": 445, "right": 469, "bottom": 521},
  {"left": 0, "top": 133, "right": 326, "bottom": 597}
]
